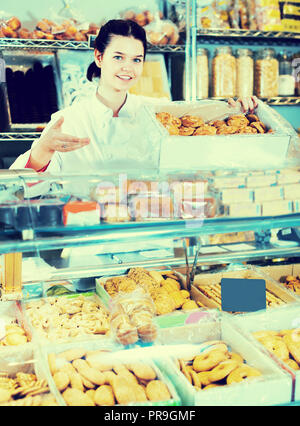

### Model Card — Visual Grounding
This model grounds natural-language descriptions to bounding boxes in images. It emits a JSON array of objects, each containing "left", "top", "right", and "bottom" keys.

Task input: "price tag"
[{"left": 221, "top": 278, "right": 266, "bottom": 313}]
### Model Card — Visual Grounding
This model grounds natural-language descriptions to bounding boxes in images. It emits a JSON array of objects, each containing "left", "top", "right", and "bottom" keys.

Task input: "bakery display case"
[{"left": 1, "top": 167, "right": 300, "bottom": 406}]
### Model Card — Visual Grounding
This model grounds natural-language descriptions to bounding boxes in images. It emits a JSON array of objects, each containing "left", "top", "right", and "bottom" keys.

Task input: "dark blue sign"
[{"left": 221, "top": 278, "right": 266, "bottom": 312}]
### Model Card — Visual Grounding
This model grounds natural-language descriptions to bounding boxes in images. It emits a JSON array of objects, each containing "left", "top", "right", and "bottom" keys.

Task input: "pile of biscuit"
[
  {"left": 0, "top": 371, "right": 57, "bottom": 406},
  {"left": 283, "top": 275, "right": 300, "bottom": 295},
  {"left": 177, "top": 341, "right": 262, "bottom": 390},
  {"left": 48, "top": 348, "right": 172, "bottom": 406},
  {"left": 104, "top": 268, "right": 198, "bottom": 316},
  {"left": 0, "top": 16, "right": 99, "bottom": 41},
  {"left": 196, "top": 283, "right": 285, "bottom": 311},
  {"left": 25, "top": 295, "right": 110, "bottom": 342},
  {"left": 156, "top": 112, "right": 272, "bottom": 136},
  {"left": 0, "top": 323, "right": 29, "bottom": 346},
  {"left": 253, "top": 329, "right": 300, "bottom": 371}
]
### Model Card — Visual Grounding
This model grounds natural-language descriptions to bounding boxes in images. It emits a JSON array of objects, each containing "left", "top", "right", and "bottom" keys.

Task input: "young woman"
[{"left": 10, "top": 19, "right": 258, "bottom": 173}]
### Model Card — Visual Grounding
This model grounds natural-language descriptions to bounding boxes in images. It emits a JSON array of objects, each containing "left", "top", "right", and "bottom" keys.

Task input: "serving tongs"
[{"left": 183, "top": 237, "right": 201, "bottom": 291}]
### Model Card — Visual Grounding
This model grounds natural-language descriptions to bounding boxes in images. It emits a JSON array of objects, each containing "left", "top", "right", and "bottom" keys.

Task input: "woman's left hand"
[{"left": 227, "top": 96, "right": 259, "bottom": 113}]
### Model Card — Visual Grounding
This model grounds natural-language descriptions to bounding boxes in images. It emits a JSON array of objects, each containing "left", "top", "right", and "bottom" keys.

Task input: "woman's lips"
[{"left": 117, "top": 75, "right": 133, "bottom": 81}]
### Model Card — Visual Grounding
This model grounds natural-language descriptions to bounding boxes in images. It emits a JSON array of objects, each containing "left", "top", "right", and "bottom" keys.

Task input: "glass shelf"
[
  {"left": 1, "top": 214, "right": 300, "bottom": 254},
  {"left": 21, "top": 243, "right": 300, "bottom": 285}
]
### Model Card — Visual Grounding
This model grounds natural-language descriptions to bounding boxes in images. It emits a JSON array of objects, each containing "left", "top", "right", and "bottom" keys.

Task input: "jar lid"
[
  {"left": 236, "top": 48, "right": 253, "bottom": 57},
  {"left": 215, "top": 46, "right": 233, "bottom": 55},
  {"left": 256, "top": 48, "right": 276, "bottom": 59},
  {"left": 196, "top": 47, "right": 208, "bottom": 55}
]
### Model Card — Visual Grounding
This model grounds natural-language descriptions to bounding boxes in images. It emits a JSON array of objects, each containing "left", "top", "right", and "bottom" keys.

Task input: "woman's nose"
[{"left": 121, "top": 61, "right": 132, "bottom": 71}]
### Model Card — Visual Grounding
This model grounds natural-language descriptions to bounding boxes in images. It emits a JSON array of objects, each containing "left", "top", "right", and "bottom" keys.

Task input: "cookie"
[
  {"left": 145, "top": 380, "right": 171, "bottom": 402},
  {"left": 62, "top": 388, "right": 95, "bottom": 406}
]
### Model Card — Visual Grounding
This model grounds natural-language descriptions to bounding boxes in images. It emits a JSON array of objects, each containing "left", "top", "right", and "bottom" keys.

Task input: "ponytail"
[{"left": 87, "top": 61, "right": 100, "bottom": 82}]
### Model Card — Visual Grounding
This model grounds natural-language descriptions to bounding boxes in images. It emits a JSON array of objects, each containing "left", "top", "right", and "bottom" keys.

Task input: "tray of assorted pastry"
[
  {"left": 0, "top": 344, "right": 58, "bottom": 406},
  {"left": 22, "top": 293, "right": 110, "bottom": 345},
  {"left": 233, "top": 304, "right": 300, "bottom": 402},
  {"left": 96, "top": 268, "right": 213, "bottom": 332},
  {"left": 155, "top": 317, "right": 292, "bottom": 406},
  {"left": 42, "top": 341, "right": 181, "bottom": 406},
  {"left": 181, "top": 265, "right": 298, "bottom": 314},
  {"left": 153, "top": 100, "right": 296, "bottom": 170},
  {"left": 254, "top": 263, "right": 300, "bottom": 298}
]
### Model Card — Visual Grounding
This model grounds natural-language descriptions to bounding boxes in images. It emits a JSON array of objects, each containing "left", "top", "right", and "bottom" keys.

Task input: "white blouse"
[{"left": 10, "top": 92, "right": 168, "bottom": 173}]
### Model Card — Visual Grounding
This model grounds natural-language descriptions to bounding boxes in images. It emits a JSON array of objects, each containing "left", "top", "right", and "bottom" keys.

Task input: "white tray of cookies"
[
  {"left": 0, "top": 344, "right": 58, "bottom": 406},
  {"left": 155, "top": 318, "right": 292, "bottom": 406},
  {"left": 40, "top": 341, "right": 181, "bottom": 406},
  {"left": 232, "top": 304, "right": 300, "bottom": 403},
  {"left": 153, "top": 100, "right": 296, "bottom": 170},
  {"left": 21, "top": 293, "right": 110, "bottom": 345}
]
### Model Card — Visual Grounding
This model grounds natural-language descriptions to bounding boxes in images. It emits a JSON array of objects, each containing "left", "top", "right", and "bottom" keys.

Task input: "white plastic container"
[
  {"left": 156, "top": 319, "right": 292, "bottom": 406},
  {"left": 153, "top": 100, "right": 294, "bottom": 170},
  {"left": 232, "top": 305, "right": 300, "bottom": 403}
]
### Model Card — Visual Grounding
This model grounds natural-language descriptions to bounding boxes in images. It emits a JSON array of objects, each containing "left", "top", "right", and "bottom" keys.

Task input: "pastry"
[
  {"left": 227, "top": 115, "right": 249, "bottom": 128},
  {"left": 216, "top": 125, "right": 238, "bottom": 134},
  {"left": 179, "top": 126, "right": 195, "bottom": 136},
  {"left": 209, "top": 120, "right": 227, "bottom": 128},
  {"left": 193, "top": 125, "right": 217, "bottom": 135},
  {"left": 94, "top": 385, "right": 115, "bottom": 406},
  {"left": 156, "top": 112, "right": 172, "bottom": 126},
  {"left": 145, "top": 380, "right": 171, "bottom": 402},
  {"left": 250, "top": 122, "right": 266, "bottom": 134},
  {"left": 181, "top": 115, "right": 204, "bottom": 128},
  {"left": 62, "top": 388, "right": 95, "bottom": 406},
  {"left": 238, "top": 126, "right": 258, "bottom": 134},
  {"left": 246, "top": 113, "right": 260, "bottom": 123}
]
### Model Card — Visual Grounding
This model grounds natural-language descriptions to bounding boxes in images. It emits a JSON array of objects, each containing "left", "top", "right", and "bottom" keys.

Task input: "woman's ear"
[{"left": 94, "top": 49, "right": 102, "bottom": 68}]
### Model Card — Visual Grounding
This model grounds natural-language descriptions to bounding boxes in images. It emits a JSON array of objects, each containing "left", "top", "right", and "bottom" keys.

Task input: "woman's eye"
[
  {"left": 114, "top": 56, "right": 123, "bottom": 60},
  {"left": 133, "top": 58, "right": 142, "bottom": 63}
]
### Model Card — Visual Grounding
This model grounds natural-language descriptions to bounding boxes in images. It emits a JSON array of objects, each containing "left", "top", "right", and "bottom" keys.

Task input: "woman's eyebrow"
[{"left": 113, "top": 51, "right": 144, "bottom": 58}]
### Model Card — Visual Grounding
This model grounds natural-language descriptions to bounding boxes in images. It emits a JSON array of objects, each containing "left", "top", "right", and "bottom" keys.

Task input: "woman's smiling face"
[{"left": 96, "top": 35, "right": 145, "bottom": 92}]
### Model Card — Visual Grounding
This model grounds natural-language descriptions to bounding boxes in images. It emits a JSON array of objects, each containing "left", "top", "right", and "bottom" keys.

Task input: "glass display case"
[{"left": 1, "top": 168, "right": 300, "bottom": 295}]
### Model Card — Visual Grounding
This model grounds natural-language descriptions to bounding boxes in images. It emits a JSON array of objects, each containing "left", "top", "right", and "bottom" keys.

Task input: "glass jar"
[
  {"left": 212, "top": 46, "right": 236, "bottom": 98},
  {"left": 236, "top": 48, "right": 254, "bottom": 97},
  {"left": 278, "top": 51, "right": 295, "bottom": 96},
  {"left": 196, "top": 48, "right": 209, "bottom": 99},
  {"left": 183, "top": 48, "right": 209, "bottom": 100},
  {"left": 254, "top": 49, "right": 279, "bottom": 97}
]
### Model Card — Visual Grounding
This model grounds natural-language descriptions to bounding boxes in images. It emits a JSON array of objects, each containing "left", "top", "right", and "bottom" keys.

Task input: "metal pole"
[
  {"left": 185, "top": 0, "right": 192, "bottom": 101},
  {"left": 191, "top": 0, "right": 198, "bottom": 101}
]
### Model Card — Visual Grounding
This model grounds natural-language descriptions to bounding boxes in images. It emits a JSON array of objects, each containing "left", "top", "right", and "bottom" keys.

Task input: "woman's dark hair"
[{"left": 87, "top": 19, "right": 147, "bottom": 81}]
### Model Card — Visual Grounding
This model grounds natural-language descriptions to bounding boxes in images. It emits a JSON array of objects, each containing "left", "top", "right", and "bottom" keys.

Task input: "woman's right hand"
[
  {"left": 38, "top": 116, "right": 90, "bottom": 154},
  {"left": 29, "top": 117, "right": 90, "bottom": 171}
]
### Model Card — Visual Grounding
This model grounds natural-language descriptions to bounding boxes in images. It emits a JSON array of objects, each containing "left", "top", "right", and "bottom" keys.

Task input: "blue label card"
[{"left": 221, "top": 278, "right": 266, "bottom": 312}]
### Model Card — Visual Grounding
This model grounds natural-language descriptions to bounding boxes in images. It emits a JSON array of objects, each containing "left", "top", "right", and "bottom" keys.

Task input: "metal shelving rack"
[
  {"left": 196, "top": 28, "right": 300, "bottom": 47},
  {"left": 210, "top": 96, "right": 300, "bottom": 106},
  {"left": 0, "top": 132, "right": 41, "bottom": 143},
  {"left": 0, "top": 37, "right": 186, "bottom": 54},
  {"left": 184, "top": 0, "right": 300, "bottom": 101}
]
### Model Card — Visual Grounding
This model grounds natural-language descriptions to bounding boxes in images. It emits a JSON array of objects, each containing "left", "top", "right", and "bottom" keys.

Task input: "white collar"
[{"left": 93, "top": 91, "right": 137, "bottom": 118}]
